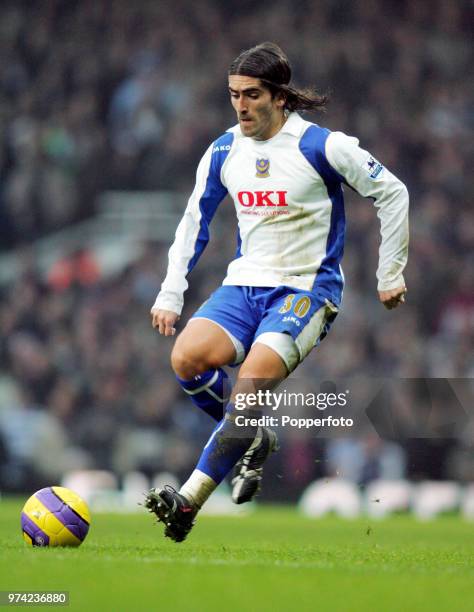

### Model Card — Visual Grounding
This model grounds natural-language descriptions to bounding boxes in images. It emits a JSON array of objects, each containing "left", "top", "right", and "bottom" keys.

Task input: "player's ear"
[{"left": 275, "top": 91, "right": 286, "bottom": 108}]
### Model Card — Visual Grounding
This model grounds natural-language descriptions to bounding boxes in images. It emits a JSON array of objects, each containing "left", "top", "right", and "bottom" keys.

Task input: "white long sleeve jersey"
[{"left": 154, "top": 112, "right": 409, "bottom": 315}]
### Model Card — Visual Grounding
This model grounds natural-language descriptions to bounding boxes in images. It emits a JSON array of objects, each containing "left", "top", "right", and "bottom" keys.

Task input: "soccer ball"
[{"left": 21, "top": 486, "right": 91, "bottom": 547}]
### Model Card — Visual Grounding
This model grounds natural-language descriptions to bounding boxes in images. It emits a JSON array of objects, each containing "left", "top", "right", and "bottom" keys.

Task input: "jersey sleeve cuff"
[
  {"left": 377, "top": 275, "right": 405, "bottom": 292},
  {"left": 152, "top": 292, "right": 184, "bottom": 315}
]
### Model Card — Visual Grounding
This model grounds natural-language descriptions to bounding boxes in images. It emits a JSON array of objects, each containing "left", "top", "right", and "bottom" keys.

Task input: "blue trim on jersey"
[
  {"left": 235, "top": 228, "right": 242, "bottom": 259},
  {"left": 188, "top": 132, "right": 234, "bottom": 272},
  {"left": 299, "top": 125, "right": 345, "bottom": 306}
]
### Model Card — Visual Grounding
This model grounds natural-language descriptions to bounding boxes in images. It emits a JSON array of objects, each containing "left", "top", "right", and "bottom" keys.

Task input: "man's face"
[{"left": 228, "top": 75, "right": 285, "bottom": 140}]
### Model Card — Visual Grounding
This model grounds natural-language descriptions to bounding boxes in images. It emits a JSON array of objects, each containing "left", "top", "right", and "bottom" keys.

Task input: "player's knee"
[{"left": 170, "top": 345, "right": 208, "bottom": 379}]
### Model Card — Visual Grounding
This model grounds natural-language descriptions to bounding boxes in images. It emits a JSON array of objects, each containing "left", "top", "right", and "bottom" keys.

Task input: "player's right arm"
[{"left": 151, "top": 135, "right": 232, "bottom": 332}]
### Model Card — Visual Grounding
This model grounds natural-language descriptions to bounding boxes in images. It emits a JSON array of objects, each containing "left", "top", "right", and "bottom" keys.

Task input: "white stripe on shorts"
[{"left": 253, "top": 299, "right": 338, "bottom": 373}]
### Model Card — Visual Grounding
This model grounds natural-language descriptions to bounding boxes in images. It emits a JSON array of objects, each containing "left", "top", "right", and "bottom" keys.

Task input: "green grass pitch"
[{"left": 1, "top": 498, "right": 473, "bottom": 611}]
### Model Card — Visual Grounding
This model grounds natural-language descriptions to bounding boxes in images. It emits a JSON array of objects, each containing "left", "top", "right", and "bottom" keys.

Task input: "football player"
[{"left": 145, "top": 42, "right": 408, "bottom": 542}]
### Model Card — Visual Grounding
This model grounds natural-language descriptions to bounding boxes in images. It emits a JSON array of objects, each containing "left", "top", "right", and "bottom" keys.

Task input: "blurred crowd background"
[{"left": 0, "top": 0, "right": 472, "bottom": 498}]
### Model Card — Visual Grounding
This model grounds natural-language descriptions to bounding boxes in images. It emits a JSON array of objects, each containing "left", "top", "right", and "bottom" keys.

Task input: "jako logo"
[
  {"left": 237, "top": 190, "right": 288, "bottom": 207},
  {"left": 213, "top": 145, "right": 231, "bottom": 153}
]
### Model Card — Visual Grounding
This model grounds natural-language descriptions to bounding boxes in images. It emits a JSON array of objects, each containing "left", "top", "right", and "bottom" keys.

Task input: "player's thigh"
[
  {"left": 171, "top": 318, "right": 237, "bottom": 375},
  {"left": 237, "top": 341, "right": 289, "bottom": 381},
  {"left": 190, "top": 285, "right": 259, "bottom": 364},
  {"left": 232, "top": 342, "right": 288, "bottom": 402}
]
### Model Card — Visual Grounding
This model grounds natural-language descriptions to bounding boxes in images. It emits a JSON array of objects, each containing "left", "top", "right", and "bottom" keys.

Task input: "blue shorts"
[{"left": 191, "top": 285, "right": 339, "bottom": 372}]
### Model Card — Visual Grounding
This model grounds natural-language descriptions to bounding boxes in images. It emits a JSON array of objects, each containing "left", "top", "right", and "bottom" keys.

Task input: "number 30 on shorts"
[{"left": 278, "top": 294, "right": 311, "bottom": 318}]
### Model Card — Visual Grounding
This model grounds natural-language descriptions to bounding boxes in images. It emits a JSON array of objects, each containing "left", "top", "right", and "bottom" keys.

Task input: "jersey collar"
[
  {"left": 278, "top": 112, "right": 306, "bottom": 137},
  {"left": 228, "top": 112, "right": 307, "bottom": 139}
]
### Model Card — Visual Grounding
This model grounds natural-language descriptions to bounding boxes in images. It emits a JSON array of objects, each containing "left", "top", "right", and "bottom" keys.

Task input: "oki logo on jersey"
[{"left": 237, "top": 190, "right": 288, "bottom": 207}]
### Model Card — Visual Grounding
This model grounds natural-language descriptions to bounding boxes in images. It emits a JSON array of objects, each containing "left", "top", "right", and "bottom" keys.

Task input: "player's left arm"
[{"left": 325, "top": 131, "right": 409, "bottom": 310}]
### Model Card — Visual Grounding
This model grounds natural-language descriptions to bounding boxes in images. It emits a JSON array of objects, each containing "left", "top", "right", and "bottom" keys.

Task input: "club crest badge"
[{"left": 256, "top": 158, "right": 270, "bottom": 178}]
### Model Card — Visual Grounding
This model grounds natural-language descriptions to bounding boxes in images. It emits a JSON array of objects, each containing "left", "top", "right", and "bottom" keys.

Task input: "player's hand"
[
  {"left": 378, "top": 286, "right": 407, "bottom": 310},
  {"left": 150, "top": 308, "right": 180, "bottom": 336}
]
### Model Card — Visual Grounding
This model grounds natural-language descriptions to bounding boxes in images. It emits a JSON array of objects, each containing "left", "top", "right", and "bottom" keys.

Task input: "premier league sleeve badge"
[{"left": 363, "top": 155, "right": 384, "bottom": 179}]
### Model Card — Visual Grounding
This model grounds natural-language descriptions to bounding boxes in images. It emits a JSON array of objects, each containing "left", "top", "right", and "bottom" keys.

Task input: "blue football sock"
[
  {"left": 195, "top": 403, "right": 258, "bottom": 484},
  {"left": 177, "top": 368, "right": 230, "bottom": 421}
]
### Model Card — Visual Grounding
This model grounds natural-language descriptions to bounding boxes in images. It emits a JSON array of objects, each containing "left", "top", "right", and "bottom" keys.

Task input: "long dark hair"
[{"left": 229, "top": 42, "right": 328, "bottom": 113}]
